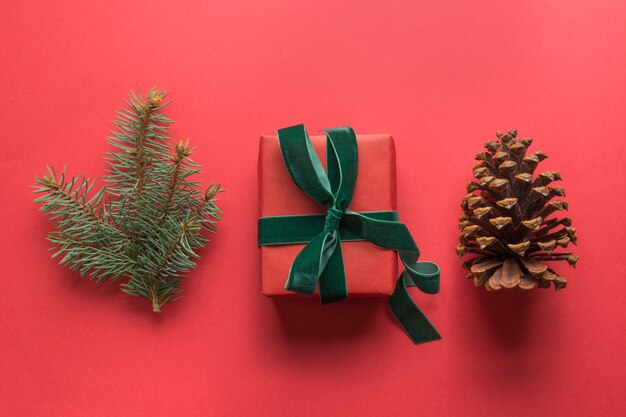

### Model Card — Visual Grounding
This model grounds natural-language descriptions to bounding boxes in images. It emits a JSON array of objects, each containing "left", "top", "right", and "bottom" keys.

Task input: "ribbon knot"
[
  {"left": 258, "top": 124, "right": 441, "bottom": 344},
  {"left": 324, "top": 207, "right": 343, "bottom": 232}
]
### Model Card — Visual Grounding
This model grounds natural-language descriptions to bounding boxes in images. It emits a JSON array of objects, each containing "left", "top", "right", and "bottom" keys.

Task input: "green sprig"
[{"left": 34, "top": 88, "right": 223, "bottom": 312}]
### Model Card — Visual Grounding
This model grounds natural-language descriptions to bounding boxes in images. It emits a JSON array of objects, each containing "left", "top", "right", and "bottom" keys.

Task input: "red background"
[{"left": 1, "top": 1, "right": 625, "bottom": 416}]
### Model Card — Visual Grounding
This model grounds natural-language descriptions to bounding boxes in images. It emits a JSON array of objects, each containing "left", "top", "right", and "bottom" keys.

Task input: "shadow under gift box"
[{"left": 258, "top": 133, "right": 399, "bottom": 297}]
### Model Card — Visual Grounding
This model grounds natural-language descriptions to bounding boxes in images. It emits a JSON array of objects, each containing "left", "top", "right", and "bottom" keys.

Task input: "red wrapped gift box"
[{"left": 258, "top": 133, "right": 399, "bottom": 297}]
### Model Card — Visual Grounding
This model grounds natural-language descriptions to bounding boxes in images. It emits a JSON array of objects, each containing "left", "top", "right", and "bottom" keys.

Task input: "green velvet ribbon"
[{"left": 258, "top": 124, "right": 441, "bottom": 344}]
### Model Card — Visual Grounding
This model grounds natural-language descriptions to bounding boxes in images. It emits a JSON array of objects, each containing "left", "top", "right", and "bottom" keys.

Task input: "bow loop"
[
  {"left": 324, "top": 127, "right": 358, "bottom": 210},
  {"left": 277, "top": 124, "right": 334, "bottom": 207}
]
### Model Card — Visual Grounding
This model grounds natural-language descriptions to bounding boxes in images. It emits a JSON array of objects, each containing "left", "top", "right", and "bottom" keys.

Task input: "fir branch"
[
  {"left": 121, "top": 217, "right": 199, "bottom": 312},
  {"left": 34, "top": 88, "right": 223, "bottom": 311},
  {"left": 48, "top": 232, "right": 135, "bottom": 283},
  {"left": 156, "top": 141, "right": 193, "bottom": 227},
  {"left": 195, "top": 183, "right": 224, "bottom": 235},
  {"left": 147, "top": 222, "right": 194, "bottom": 312},
  {"left": 34, "top": 167, "right": 129, "bottom": 245},
  {"left": 104, "top": 89, "right": 172, "bottom": 228}
]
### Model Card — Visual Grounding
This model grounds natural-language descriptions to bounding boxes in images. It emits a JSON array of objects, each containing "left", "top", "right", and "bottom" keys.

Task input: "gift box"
[
  {"left": 258, "top": 132, "right": 398, "bottom": 297},
  {"left": 257, "top": 125, "right": 440, "bottom": 344}
]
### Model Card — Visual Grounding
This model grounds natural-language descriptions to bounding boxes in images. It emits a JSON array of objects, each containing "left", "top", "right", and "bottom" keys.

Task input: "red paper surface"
[
  {"left": 259, "top": 133, "right": 398, "bottom": 296},
  {"left": 2, "top": 1, "right": 626, "bottom": 416}
]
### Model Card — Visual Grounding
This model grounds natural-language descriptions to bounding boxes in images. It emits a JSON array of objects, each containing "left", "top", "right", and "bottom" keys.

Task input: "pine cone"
[{"left": 456, "top": 130, "right": 578, "bottom": 291}]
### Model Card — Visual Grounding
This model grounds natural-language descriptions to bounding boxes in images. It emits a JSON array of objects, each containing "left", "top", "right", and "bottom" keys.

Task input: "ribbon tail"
[
  {"left": 389, "top": 274, "right": 442, "bottom": 344},
  {"left": 401, "top": 258, "right": 440, "bottom": 294},
  {"left": 318, "top": 237, "right": 348, "bottom": 304},
  {"left": 343, "top": 211, "right": 441, "bottom": 343},
  {"left": 285, "top": 231, "right": 337, "bottom": 296}
]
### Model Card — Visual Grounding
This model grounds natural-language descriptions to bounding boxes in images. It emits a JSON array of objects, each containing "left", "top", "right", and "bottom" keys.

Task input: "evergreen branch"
[
  {"left": 105, "top": 88, "right": 171, "bottom": 202},
  {"left": 34, "top": 166, "right": 129, "bottom": 243},
  {"left": 195, "top": 183, "right": 224, "bottom": 235},
  {"left": 121, "top": 217, "right": 199, "bottom": 312},
  {"left": 35, "top": 88, "right": 223, "bottom": 312},
  {"left": 156, "top": 141, "right": 190, "bottom": 227},
  {"left": 48, "top": 232, "right": 134, "bottom": 283},
  {"left": 147, "top": 224, "right": 191, "bottom": 312}
]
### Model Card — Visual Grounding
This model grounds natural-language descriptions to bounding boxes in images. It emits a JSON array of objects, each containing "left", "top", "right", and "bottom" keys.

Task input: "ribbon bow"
[{"left": 258, "top": 124, "right": 441, "bottom": 344}]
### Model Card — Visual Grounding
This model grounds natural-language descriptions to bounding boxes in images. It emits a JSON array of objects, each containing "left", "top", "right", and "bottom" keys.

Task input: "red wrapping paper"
[{"left": 258, "top": 133, "right": 398, "bottom": 297}]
